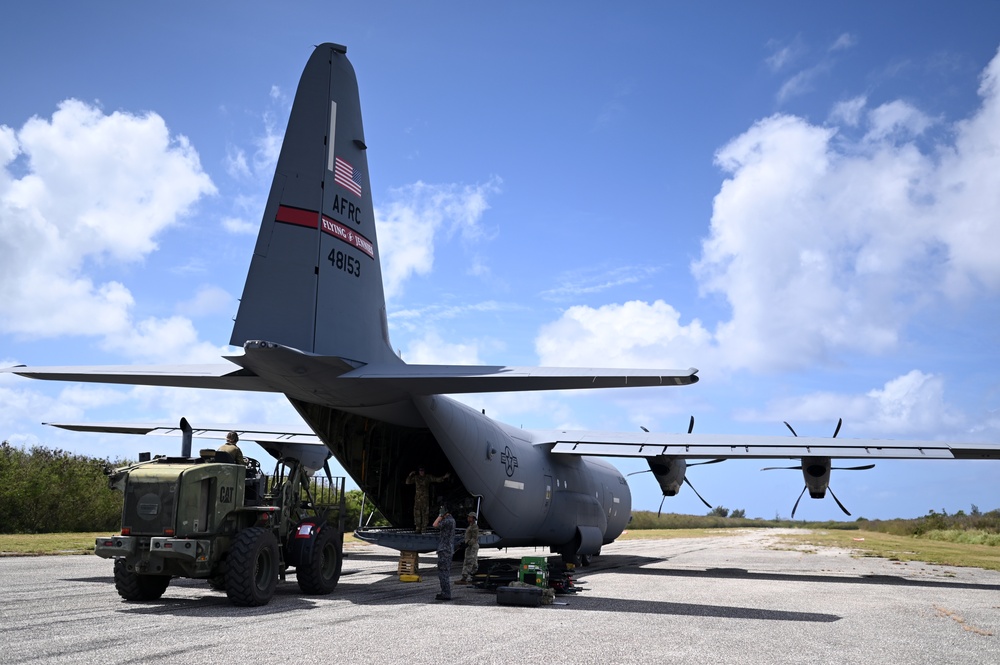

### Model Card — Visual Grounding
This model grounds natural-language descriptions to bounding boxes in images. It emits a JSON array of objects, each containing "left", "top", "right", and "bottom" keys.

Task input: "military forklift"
[{"left": 94, "top": 419, "right": 346, "bottom": 607}]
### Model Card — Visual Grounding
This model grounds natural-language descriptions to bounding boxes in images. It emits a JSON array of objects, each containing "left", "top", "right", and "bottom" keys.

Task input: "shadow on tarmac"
[
  {"left": 587, "top": 553, "right": 1000, "bottom": 591},
  {"left": 57, "top": 549, "right": 998, "bottom": 621}
]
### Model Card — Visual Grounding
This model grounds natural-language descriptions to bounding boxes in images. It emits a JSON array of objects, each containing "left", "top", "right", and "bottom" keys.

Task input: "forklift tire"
[
  {"left": 226, "top": 527, "right": 279, "bottom": 606},
  {"left": 296, "top": 526, "right": 341, "bottom": 594},
  {"left": 113, "top": 559, "right": 171, "bottom": 601}
]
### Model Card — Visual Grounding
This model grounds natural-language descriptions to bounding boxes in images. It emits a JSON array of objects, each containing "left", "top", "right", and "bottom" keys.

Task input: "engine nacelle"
[
  {"left": 801, "top": 457, "right": 832, "bottom": 499},
  {"left": 647, "top": 456, "right": 686, "bottom": 496}
]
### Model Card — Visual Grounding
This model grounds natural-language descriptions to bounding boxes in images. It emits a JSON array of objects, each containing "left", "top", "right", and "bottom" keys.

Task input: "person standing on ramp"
[{"left": 406, "top": 466, "right": 450, "bottom": 533}]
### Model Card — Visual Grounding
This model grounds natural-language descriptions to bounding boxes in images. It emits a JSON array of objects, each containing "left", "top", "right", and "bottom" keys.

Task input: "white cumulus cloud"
[
  {"left": 0, "top": 100, "right": 216, "bottom": 342},
  {"left": 694, "top": 46, "right": 1000, "bottom": 371},
  {"left": 403, "top": 330, "right": 482, "bottom": 365},
  {"left": 535, "top": 300, "right": 710, "bottom": 369},
  {"left": 532, "top": 46, "right": 1000, "bottom": 394},
  {"left": 376, "top": 178, "right": 501, "bottom": 300},
  {"left": 737, "top": 370, "right": 963, "bottom": 438}
]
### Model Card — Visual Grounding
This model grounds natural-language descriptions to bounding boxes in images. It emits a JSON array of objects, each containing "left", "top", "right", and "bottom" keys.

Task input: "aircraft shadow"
[
  {"left": 556, "top": 594, "right": 839, "bottom": 622},
  {"left": 326, "top": 575, "right": 841, "bottom": 622},
  {"left": 584, "top": 554, "right": 1000, "bottom": 591},
  {"left": 59, "top": 569, "right": 837, "bottom": 622},
  {"left": 329, "top": 554, "right": 837, "bottom": 621},
  {"left": 62, "top": 550, "right": 995, "bottom": 619}
]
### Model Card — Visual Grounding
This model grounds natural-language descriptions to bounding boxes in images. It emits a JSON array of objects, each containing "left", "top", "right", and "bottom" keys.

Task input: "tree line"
[
  {"left": 0, "top": 442, "right": 388, "bottom": 534},
  {"left": 3, "top": 441, "right": 994, "bottom": 537},
  {"left": 0, "top": 442, "right": 124, "bottom": 533}
]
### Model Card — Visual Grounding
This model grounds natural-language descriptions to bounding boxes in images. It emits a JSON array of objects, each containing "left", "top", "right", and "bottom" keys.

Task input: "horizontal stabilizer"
[
  {"left": 3, "top": 356, "right": 697, "bottom": 403},
  {"left": 342, "top": 364, "right": 700, "bottom": 394},
  {"left": 4, "top": 363, "right": 272, "bottom": 391}
]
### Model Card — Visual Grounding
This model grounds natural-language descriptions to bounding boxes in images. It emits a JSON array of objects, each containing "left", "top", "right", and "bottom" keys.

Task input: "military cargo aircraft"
[{"left": 6, "top": 43, "right": 1000, "bottom": 560}]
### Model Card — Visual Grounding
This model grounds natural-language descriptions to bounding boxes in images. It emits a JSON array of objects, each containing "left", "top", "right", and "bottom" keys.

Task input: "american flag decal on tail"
[{"left": 334, "top": 156, "right": 363, "bottom": 197}]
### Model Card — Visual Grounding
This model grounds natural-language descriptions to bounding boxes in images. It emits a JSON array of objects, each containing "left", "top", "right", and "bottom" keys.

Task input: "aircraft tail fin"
[{"left": 230, "top": 43, "right": 398, "bottom": 368}]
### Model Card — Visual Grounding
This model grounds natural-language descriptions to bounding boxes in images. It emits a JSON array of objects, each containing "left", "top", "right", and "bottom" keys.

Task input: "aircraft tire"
[
  {"left": 296, "top": 526, "right": 341, "bottom": 595},
  {"left": 113, "top": 559, "right": 170, "bottom": 601},
  {"left": 226, "top": 527, "right": 279, "bottom": 606}
]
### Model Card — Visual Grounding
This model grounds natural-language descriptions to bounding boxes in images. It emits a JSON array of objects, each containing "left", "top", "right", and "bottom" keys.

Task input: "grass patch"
[
  {"left": 0, "top": 532, "right": 105, "bottom": 556},
  {"left": 0, "top": 530, "right": 364, "bottom": 556},
  {"left": 923, "top": 529, "right": 1000, "bottom": 546},
  {"left": 779, "top": 530, "right": 1000, "bottom": 571}
]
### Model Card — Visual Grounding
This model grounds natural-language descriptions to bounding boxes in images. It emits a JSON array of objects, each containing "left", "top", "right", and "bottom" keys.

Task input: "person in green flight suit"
[{"left": 405, "top": 466, "right": 450, "bottom": 533}]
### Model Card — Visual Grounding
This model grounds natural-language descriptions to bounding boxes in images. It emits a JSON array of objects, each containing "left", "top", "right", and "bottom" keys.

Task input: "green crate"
[{"left": 518, "top": 556, "right": 549, "bottom": 587}]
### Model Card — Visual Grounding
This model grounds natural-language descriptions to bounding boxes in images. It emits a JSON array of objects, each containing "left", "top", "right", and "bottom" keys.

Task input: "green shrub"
[{"left": 0, "top": 442, "right": 126, "bottom": 533}]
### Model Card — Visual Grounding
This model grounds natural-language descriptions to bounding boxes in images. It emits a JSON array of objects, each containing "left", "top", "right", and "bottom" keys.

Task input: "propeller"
[
  {"left": 629, "top": 416, "right": 696, "bottom": 477},
  {"left": 763, "top": 418, "right": 875, "bottom": 518},
  {"left": 630, "top": 417, "right": 724, "bottom": 516},
  {"left": 783, "top": 417, "right": 843, "bottom": 439}
]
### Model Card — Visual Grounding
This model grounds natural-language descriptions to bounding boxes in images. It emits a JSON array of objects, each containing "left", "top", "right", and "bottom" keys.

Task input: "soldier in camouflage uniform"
[
  {"left": 432, "top": 506, "right": 455, "bottom": 600},
  {"left": 405, "top": 467, "right": 449, "bottom": 533},
  {"left": 217, "top": 431, "right": 245, "bottom": 465},
  {"left": 457, "top": 511, "right": 479, "bottom": 584}
]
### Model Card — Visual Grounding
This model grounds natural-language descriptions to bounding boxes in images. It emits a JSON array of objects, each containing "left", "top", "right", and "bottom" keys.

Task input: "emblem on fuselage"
[{"left": 500, "top": 446, "right": 519, "bottom": 477}]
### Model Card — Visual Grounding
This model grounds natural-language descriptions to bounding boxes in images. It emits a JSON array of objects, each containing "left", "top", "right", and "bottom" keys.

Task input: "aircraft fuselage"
[
  {"left": 290, "top": 391, "right": 630, "bottom": 556},
  {"left": 415, "top": 395, "right": 631, "bottom": 553}
]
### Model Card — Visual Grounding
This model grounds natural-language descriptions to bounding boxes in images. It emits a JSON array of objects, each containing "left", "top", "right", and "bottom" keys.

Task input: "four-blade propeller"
[
  {"left": 632, "top": 417, "right": 876, "bottom": 520},
  {"left": 761, "top": 418, "right": 875, "bottom": 518},
  {"left": 629, "top": 417, "right": 725, "bottom": 517}
]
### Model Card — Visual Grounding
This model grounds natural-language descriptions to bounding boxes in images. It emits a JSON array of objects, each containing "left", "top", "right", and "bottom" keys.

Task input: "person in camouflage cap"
[
  {"left": 432, "top": 506, "right": 455, "bottom": 600},
  {"left": 457, "top": 511, "right": 479, "bottom": 584}
]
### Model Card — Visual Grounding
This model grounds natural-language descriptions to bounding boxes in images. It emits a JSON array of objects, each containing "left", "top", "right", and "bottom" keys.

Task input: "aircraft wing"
[
  {"left": 538, "top": 430, "right": 1000, "bottom": 460},
  {"left": 46, "top": 421, "right": 330, "bottom": 471},
  {"left": 46, "top": 421, "right": 320, "bottom": 444}
]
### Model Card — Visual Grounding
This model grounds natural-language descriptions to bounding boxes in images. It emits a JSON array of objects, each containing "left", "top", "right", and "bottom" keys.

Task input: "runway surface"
[{"left": 1, "top": 529, "right": 998, "bottom": 664}]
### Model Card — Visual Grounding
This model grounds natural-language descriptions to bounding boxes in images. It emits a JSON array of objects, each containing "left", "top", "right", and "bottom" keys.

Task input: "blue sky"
[{"left": 2, "top": 2, "right": 999, "bottom": 521}]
